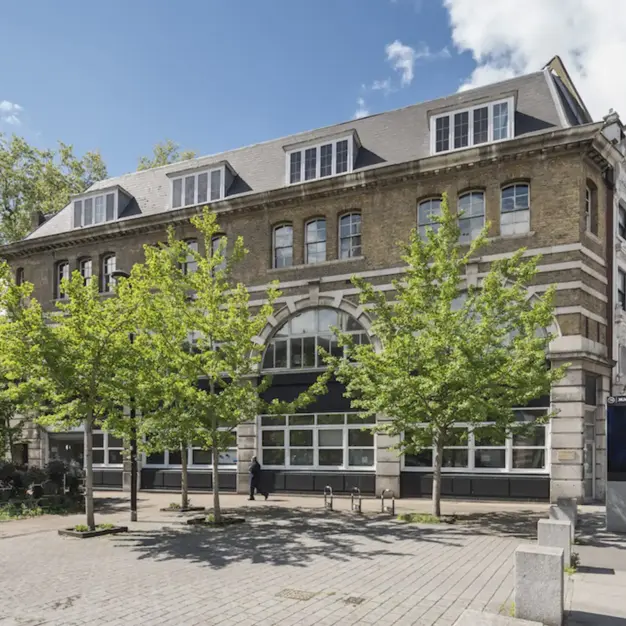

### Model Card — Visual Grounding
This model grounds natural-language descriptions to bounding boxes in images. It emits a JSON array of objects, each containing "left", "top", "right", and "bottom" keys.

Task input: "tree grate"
[{"left": 275, "top": 588, "right": 317, "bottom": 601}]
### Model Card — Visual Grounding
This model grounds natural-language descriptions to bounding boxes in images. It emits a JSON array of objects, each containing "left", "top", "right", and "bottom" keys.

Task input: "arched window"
[
  {"left": 15, "top": 267, "right": 24, "bottom": 286},
  {"left": 272, "top": 224, "right": 293, "bottom": 268},
  {"left": 55, "top": 261, "right": 69, "bottom": 299},
  {"left": 500, "top": 183, "right": 530, "bottom": 236},
  {"left": 339, "top": 213, "right": 361, "bottom": 259},
  {"left": 305, "top": 219, "right": 326, "bottom": 264},
  {"left": 182, "top": 239, "right": 198, "bottom": 275},
  {"left": 262, "top": 307, "right": 369, "bottom": 370},
  {"left": 79, "top": 258, "right": 93, "bottom": 286},
  {"left": 418, "top": 197, "right": 442, "bottom": 239},
  {"left": 211, "top": 234, "right": 227, "bottom": 272},
  {"left": 101, "top": 254, "right": 116, "bottom": 293},
  {"left": 458, "top": 191, "right": 485, "bottom": 243},
  {"left": 585, "top": 179, "right": 598, "bottom": 236}
]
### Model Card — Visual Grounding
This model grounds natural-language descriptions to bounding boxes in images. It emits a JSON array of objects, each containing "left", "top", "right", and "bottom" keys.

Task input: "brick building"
[{"left": 2, "top": 56, "right": 624, "bottom": 502}]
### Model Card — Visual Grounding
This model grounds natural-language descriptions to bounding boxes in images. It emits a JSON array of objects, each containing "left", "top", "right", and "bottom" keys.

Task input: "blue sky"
[{"left": 1, "top": 0, "right": 622, "bottom": 177}]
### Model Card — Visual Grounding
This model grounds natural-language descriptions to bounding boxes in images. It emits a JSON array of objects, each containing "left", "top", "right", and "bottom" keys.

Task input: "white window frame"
[
  {"left": 101, "top": 254, "right": 116, "bottom": 293},
  {"left": 262, "top": 308, "right": 369, "bottom": 372},
  {"left": 170, "top": 166, "right": 225, "bottom": 210},
  {"left": 500, "top": 182, "right": 530, "bottom": 236},
  {"left": 92, "top": 431, "right": 125, "bottom": 468},
  {"left": 73, "top": 190, "right": 118, "bottom": 228},
  {"left": 305, "top": 218, "right": 327, "bottom": 264},
  {"left": 339, "top": 212, "right": 362, "bottom": 259},
  {"left": 401, "top": 408, "right": 550, "bottom": 475},
  {"left": 258, "top": 412, "right": 376, "bottom": 471},
  {"left": 458, "top": 190, "right": 486, "bottom": 243},
  {"left": 286, "top": 136, "right": 354, "bottom": 185},
  {"left": 418, "top": 197, "right": 442, "bottom": 239},
  {"left": 430, "top": 97, "right": 514, "bottom": 155},
  {"left": 272, "top": 223, "right": 294, "bottom": 269},
  {"left": 142, "top": 437, "right": 237, "bottom": 470},
  {"left": 55, "top": 261, "right": 70, "bottom": 299},
  {"left": 79, "top": 258, "right": 92, "bottom": 286}
]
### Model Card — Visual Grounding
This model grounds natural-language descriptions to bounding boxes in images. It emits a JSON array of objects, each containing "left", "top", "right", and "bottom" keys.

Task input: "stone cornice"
[{"left": 0, "top": 123, "right": 604, "bottom": 259}]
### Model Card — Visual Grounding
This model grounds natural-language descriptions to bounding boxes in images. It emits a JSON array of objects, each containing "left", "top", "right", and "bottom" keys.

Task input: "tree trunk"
[
  {"left": 180, "top": 442, "right": 189, "bottom": 509},
  {"left": 212, "top": 439, "right": 221, "bottom": 523},
  {"left": 432, "top": 437, "right": 444, "bottom": 519},
  {"left": 84, "top": 412, "right": 96, "bottom": 530}
]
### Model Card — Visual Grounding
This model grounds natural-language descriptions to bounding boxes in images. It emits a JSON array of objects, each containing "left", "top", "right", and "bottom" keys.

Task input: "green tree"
[
  {"left": 0, "top": 261, "right": 133, "bottom": 528},
  {"left": 0, "top": 385, "right": 26, "bottom": 462},
  {"left": 137, "top": 140, "right": 196, "bottom": 171},
  {"left": 123, "top": 210, "right": 326, "bottom": 522},
  {"left": 326, "top": 194, "right": 565, "bottom": 517},
  {"left": 0, "top": 133, "right": 107, "bottom": 243}
]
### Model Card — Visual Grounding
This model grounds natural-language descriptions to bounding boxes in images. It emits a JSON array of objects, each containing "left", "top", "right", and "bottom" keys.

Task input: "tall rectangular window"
[
  {"left": 585, "top": 181, "right": 598, "bottom": 236},
  {"left": 273, "top": 224, "right": 293, "bottom": 268},
  {"left": 289, "top": 152, "right": 302, "bottom": 184},
  {"left": 94, "top": 195, "right": 104, "bottom": 224},
  {"left": 304, "top": 147, "right": 317, "bottom": 181},
  {"left": 320, "top": 144, "right": 333, "bottom": 177},
  {"left": 473, "top": 106, "right": 489, "bottom": 144},
  {"left": 454, "top": 111, "right": 469, "bottom": 149},
  {"left": 105, "top": 193, "right": 115, "bottom": 221},
  {"left": 339, "top": 213, "right": 361, "bottom": 259},
  {"left": 418, "top": 198, "right": 442, "bottom": 239},
  {"left": 211, "top": 235, "right": 227, "bottom": 272},
  {"left": 619, "top": 204, "right": 626, "bottom": 239},
  {"left": 55, "top": 261, "right": 69, "bottom": 299},
  {"left": 501, "top": 183, "right": 530, "bottom": 236},
  {"left": 619, "top": 269, "right": 626, "bottom": 311},
  {"left": 84, "top": 198, "right": 93, "bottom": 226},
  {"left": 172, "top": 178, "right": 183, "bottom": 208},
  {"left": 197, "top": 172, "right": 208, "bottom": 204},
  {"left": 74, "top": 200, "right": 83, "bottom": 228},
  {"left": 336, "top": 140, "right": 349, "bottom": 174},
  {"left": 184, "top": 175, "right": 195, "bottom": 206},
  {"left": 435, "top": 116, "right": 450, "bottom": 153},
  {"left": 80, "top": 259, "right": 92, "bottom": 286},
  {"left": 102, "top": 254, "right": 116, "bottom": 293},
  {"left": 493, "top": 102, "right": 509, "bottom": 140},
  {"left": 458, "top": 192, "right": 485, "bottom": 243},
  {"left": 305, "top": 219, "right": 326, "bottom": 264},
  {"left": 210, "top": 169, "right": 222, "bottom": 201},
  {"left": 182, "top": 240, "right": 198, "bottom": 275}
]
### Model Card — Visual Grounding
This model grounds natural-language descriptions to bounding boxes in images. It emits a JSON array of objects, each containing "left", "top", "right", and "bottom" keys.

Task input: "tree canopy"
[
  {"left": 136, "top": 140, "right": 196, "bottom": 171},
  {"left": 0, "top": 133, "right": 107, "bottom": 243},
  {"left": 326, "top": 194, "right": 565, "bottom": 516}
]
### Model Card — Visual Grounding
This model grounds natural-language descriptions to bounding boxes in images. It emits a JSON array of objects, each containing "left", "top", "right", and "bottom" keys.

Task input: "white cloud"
[
  {"left": 354, "top": 97, "right": 370, "bottom": 119},
  {"left": 385, "top": 40, "right": 417, "bottom": 86},
  {"left": 371, "top": 78, "right": 393, "bottom": 95},
  {"left": 0, "top": 100, "right": 24, "bottom": 126},
  {"left": 443, "top": 0, "right": 626, "bottom": 119}
]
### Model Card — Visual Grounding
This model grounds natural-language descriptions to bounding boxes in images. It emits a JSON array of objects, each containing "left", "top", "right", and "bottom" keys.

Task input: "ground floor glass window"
[
  {"left": 260, "top": 412, "right": 375, "bottom": 470},
  {"left": 403, "top": 408, "right": 548, "bottom": 473}
]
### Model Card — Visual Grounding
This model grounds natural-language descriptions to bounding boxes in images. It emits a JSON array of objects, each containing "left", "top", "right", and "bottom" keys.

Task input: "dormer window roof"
[
  {"left": 430, "top": 96, "right": 514, "bottom": 155},
  {"left": 167, "top": 162, "right": 235, "bottom": 210},
  {"left": 72, "top": 186, "right": 132, "bottom": 229},
  {"left": 284, "top": 130, "right": 360, "bottom": 185}
]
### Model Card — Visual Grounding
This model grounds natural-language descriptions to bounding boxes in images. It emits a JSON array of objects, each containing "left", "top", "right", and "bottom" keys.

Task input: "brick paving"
[{"left": 0, "top": 493, "right": 527, "bottom": 626}]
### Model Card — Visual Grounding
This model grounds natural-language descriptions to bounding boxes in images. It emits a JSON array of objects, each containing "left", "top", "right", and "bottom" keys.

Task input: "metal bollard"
[
  {"left": 323, "top": 485, "right": 333, "bottom": 510},
  {"left": 381, "top": 489, "right": 395, "bottom": 515},
  {"left": 351, "top": 487, "right": 362, "bottom": 513}
]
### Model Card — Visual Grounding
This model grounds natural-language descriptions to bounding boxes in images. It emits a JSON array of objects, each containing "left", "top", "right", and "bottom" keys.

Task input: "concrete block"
[
  {"left": 454, "top": 610, "right": 542, "bottom": 625},
  {"left": 515, "top": 544, "right": 564, "bottom": 626},
  {"left": 538, "top": 518, "right": 571, "bottom": 567},
  {"left": 550, "top": 463, "right": 583, "bottom": 480},
  {"left": 607, "top": 482, "right": 626, "bottom": 533},
  {"left": 556, "top": 497, "right": 577, "bottom": 531}
]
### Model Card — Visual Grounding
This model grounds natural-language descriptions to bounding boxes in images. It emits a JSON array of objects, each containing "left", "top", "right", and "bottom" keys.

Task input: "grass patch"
[
  {"left": 397, "top": 512, "right": 442, "bottom": 524},
  {"left": 73, "top": 522, "right": 116, "bottom": 532},
  {"left": 0, "top": 502, "right": 45, "bottom": 521}
]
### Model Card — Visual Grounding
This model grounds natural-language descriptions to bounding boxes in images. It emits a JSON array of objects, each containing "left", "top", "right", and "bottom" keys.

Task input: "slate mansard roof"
[{"left": 25, "top": 64, "right": 592, "bottom": 242}]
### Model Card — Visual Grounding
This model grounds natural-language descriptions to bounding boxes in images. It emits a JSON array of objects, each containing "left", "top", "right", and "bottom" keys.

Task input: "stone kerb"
[
  {"left": 515, "top": 544, "right": 564, "bottom": 626},
  {"left": 537, "top": 518, "right": 572, "bottom": 567}
]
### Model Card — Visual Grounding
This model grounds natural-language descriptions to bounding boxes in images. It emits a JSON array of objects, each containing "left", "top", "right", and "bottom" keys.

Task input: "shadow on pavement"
[
  {"left": 452, "top": 509, "right": 544, "bottom": 539},
  {"left": 111, "top": 506, "right": 468, "bottom": 570},
  {"left": 577, "top": 512, "right": 626, "bottom": 551},
  {"left": 567, "top": 611, "right": 626, "bottom": 625}
]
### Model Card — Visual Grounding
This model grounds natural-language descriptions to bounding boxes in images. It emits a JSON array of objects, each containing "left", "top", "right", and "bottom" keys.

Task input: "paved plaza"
[{"left": 1, "top": 493, "right": 625, "bottom": 626}]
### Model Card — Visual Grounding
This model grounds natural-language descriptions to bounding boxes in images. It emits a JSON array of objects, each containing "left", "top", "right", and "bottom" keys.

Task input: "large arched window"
[
  {"left": 305, "top": 219, "right": 326, "bottom": 264},
  {"left": 500, "top": 183, "right": 530, "bottom": 236},
  {"left": 418, "top": 197, "right": 442, "bottom": 239},
  {"left": 339, "top": 213, "right": 361, "bottom": 259},
  {"left": 262, "top": 307, "right": 369, "bottom": 370}
]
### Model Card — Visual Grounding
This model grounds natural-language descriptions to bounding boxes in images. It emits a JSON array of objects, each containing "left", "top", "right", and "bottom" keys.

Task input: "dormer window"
[
  {"left": 170, "top": 166, "right": 227, "bottom": 210},
  {"left": 286, "top": 135, "right": 356, "bottom": 185},
  {"left": 431, "top": 97, "right": 514, "bottom": 155},
  {"left": 73, "top": 191, "right": 116, "bottom": 228}
]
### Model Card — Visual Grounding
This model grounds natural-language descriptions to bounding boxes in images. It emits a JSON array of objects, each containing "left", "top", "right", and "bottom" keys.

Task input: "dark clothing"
[{"left": 248, "top": 460, "right": 268, "bottom": 499}]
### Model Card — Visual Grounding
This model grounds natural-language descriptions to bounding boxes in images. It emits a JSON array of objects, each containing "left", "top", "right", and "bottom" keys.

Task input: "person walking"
[{"left": 248, "top": 456, "right": 268, "bottom": 501}]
